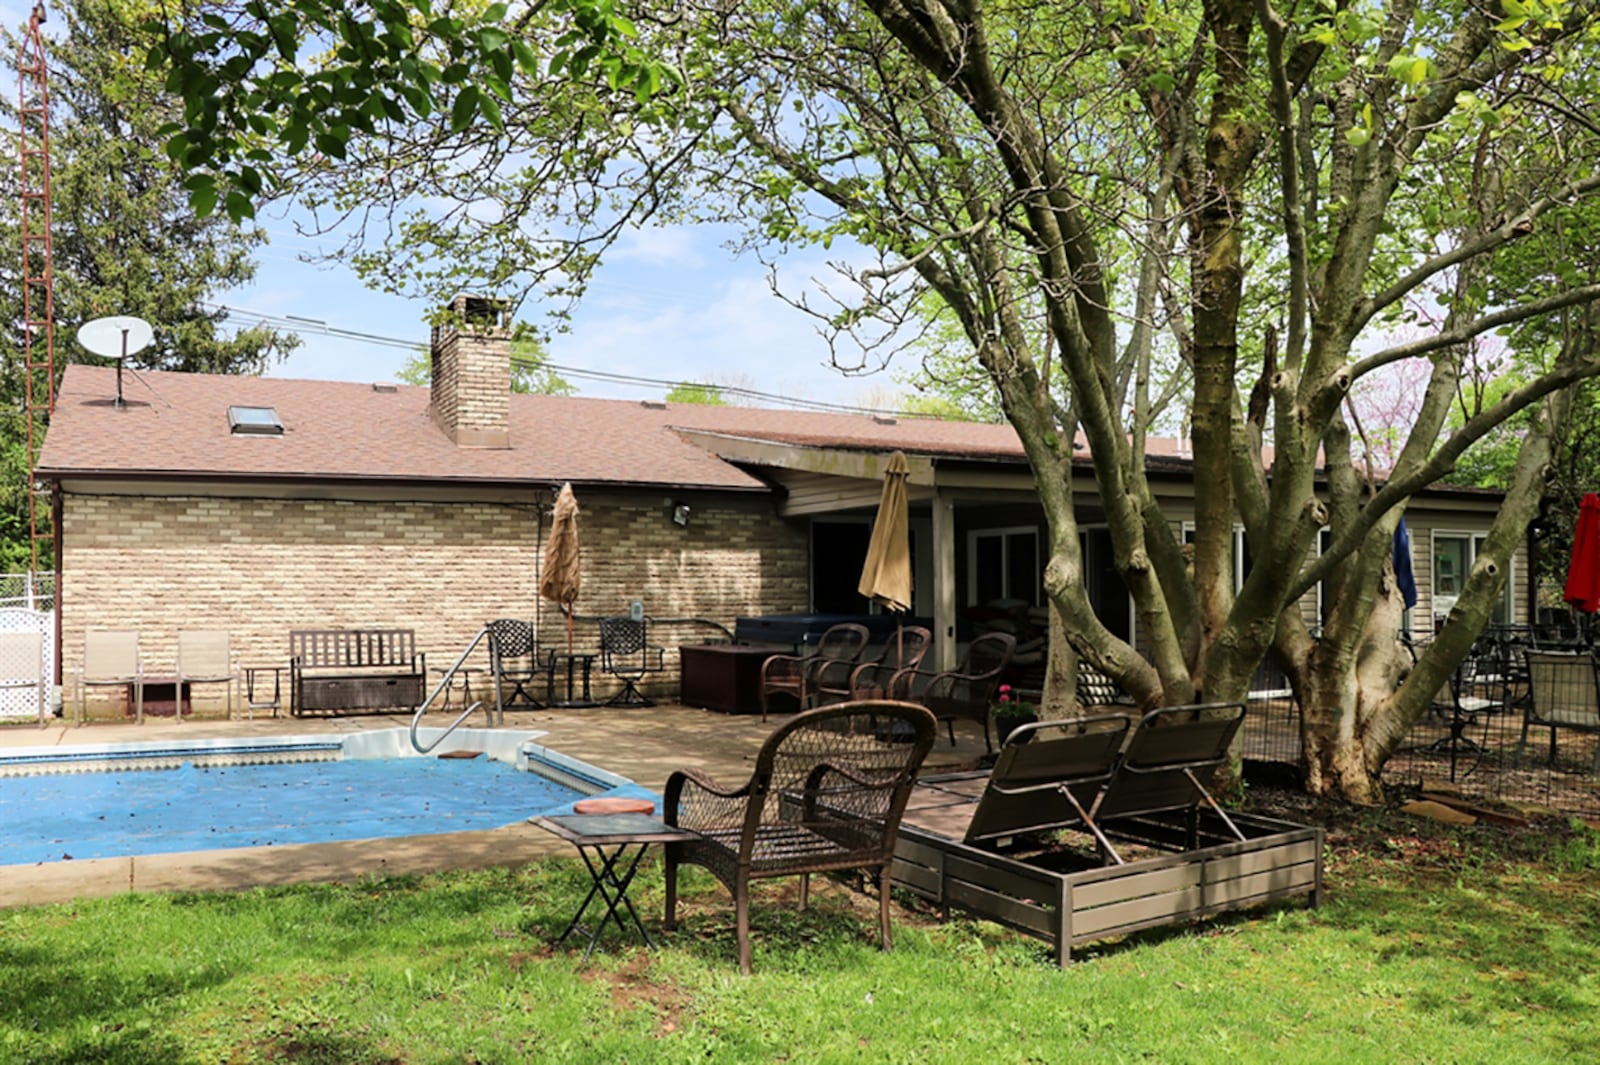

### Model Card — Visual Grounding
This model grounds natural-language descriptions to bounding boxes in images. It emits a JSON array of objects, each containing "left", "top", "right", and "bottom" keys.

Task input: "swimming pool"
[{"left": 0, "top": 728, "right": 653, "bottom": 866}]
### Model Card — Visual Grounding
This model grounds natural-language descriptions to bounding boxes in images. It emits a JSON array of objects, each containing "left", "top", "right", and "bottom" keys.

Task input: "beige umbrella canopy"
[
  {"left": 858, "top": 451, "right": 912, "bottom": 613},
  {"left": 540, "top": 483, "right": 582, "bottom": 651}
]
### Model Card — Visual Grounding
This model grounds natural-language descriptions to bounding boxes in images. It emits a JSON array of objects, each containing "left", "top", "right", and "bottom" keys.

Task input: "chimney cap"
[{"left": 441, "top": 294, "right": 512, "bottom": 331}]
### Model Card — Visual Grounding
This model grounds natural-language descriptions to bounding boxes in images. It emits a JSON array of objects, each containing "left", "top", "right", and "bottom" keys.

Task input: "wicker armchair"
[
  {"left": 758, "top": 623, "right": 870, "bottom": 720},
  {"left": 890, "top": 631, "right": 1016, "bottom": 751},
  {"left": 663, "top": 700, "right": 937, "bottom": 973},
  {"left": 835, "top": 626, "right": 932, "bottom": 704}
]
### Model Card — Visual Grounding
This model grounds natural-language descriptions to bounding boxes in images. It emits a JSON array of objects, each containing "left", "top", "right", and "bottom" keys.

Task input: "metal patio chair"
[
  {"left": 1521, "top": 649, "right": 1600, "bottom": 776},
  {"left": 598, "top": 616, "right": 665, "bottom": 707},
  {"left": 487, "top": 618, "right": 545, "bottom": 713}
]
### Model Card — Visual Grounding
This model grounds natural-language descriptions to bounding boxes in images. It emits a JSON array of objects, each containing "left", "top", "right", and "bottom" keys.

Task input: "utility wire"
[{"left": 203, "top": 300, "right": 916, "bottom": 417}]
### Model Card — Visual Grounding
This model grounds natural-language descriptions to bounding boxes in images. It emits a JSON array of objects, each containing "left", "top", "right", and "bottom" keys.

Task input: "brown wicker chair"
[
  {"left": 889, "top": 631, "right": 1016, "bottom": 751},
  {"left": 834, "top": 626, "right": 932, "bottom": 704},
  {"left": 662, "top": 700, "right": 937, "bottom": 973},
  {"left": 758, "top": 623, "right": 870, "bottom": 720}
]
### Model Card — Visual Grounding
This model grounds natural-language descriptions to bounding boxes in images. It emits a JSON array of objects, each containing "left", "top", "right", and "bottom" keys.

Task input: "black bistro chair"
[
  {"left": 598, "top": 616, "right": 666, "bottom": 706},
  {"left": 487, "top": 618, "right": 545, "bottom": 713}
]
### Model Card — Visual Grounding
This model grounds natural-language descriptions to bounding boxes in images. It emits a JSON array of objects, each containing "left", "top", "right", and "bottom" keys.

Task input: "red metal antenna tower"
[{"left": 17, "top": 2, "right": 54, "bottom": 574}]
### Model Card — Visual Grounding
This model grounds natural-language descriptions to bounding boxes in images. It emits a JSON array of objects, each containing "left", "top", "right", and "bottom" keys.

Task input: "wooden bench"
[{"left": 289, "top": 629, "right": 426, "bottom": 716}]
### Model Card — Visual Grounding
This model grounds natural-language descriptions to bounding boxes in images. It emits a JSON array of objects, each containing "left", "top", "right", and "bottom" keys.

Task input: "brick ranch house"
[{"left": 34, "top": 311, "right": 1527, "bottom": 717}]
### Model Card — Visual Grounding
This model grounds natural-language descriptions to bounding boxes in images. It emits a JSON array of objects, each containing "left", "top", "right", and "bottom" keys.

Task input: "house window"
[
  {"left": 1431, "top": 531, "right": 1510, "bottom": 628},
  {"left": 968, "top": 526, "right": 1039, "bottom": 606},
  {"left": 1180, "top": 522, "right": 1247, "bottom": 592},
  {"left": 227, "top": 406, "right": 283, "bottom": 435}
]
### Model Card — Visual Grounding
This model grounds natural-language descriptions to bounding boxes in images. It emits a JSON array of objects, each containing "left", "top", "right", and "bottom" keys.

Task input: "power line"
[{"left": 203, "top": 301, "right": 913, "bottom": 416}]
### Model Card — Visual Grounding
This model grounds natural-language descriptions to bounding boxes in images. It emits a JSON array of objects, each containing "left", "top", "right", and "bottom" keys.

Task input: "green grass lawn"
[{"left": 2, "top": 800, "right": 1598, "bottom": 1064}]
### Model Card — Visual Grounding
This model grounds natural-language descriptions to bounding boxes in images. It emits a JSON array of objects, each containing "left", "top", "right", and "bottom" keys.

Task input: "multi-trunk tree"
[{"left": 149, "top": 0, "right": 1600, "bottom": 801}]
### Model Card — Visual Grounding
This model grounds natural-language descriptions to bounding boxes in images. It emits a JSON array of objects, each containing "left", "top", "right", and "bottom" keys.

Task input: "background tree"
[
  {"left": 395, "top": 337, "right": 574, "bottom": 395},
  {"left": 663, "top": 381, "right": 726, "bottom": 405},
  {"left": 0, "top": 0, "right": 297, "bottom": 571},
  {"left": 148, "top": 0, "right": 1600, "bottom": 802}
]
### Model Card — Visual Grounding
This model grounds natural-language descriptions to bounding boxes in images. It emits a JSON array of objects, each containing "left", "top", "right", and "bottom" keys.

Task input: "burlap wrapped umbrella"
[{"left": 541, "top": 483, "right": 582, "bottom": 652}]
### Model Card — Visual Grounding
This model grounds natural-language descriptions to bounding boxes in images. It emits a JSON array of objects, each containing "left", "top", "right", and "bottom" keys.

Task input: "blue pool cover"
[{"left": 1, "top": 757, "right": 595, "bottom": 865}]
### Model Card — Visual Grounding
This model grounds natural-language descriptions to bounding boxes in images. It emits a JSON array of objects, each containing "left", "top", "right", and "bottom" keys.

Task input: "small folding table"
[{"left": 531, "top": 812, "right": 698, "bottom": 961}]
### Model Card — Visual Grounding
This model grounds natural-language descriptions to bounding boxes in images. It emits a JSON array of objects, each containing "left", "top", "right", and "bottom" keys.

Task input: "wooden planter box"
[{"left": 891, "top": 809, "right": 1323, "bottom": 965}]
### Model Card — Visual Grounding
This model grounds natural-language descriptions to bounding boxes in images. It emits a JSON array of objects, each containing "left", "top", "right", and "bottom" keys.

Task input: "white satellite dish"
[{"left": 77, "top": 316, "right": 153, "bottom": 408}]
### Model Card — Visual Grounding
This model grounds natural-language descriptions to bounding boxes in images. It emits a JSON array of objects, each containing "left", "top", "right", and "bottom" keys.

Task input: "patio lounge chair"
[
  {"left": 961, "top": 712, "right": 1134, "bottom": 844},
  {"left": 662, "top": 699, "right": 937, "bottom": 973},
  {"left": 1087, "top": 702, "right": 1248, "bottom": 863},
  {"left": 1520, "top": 649, "right": 1600, "bottom": 775},
  {"left": 758, "top": 622, "right": 870, "bottom": 720},
  {"left": 889, "top": 631, "right": 1016, "bottom": 751}
]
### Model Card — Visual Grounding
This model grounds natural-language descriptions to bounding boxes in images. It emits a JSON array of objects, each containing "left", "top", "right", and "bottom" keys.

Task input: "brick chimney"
[{"left": 430, "top": 295, "right": 512, "bottom": 448}]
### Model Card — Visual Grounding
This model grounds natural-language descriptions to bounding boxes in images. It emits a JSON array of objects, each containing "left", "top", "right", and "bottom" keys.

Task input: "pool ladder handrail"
[{"left": 409, "top": 626, "right": 499, "bottom": 755}]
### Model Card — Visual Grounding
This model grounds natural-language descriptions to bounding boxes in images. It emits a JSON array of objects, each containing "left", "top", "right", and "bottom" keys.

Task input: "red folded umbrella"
[{"left": 1564, "top": 493, "right": 1600, "bottom": 613}]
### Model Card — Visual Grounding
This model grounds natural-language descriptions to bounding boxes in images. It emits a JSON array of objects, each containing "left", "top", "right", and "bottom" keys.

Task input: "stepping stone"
[{"left": 1400, "top": 799, "right": 1476, "bottom": 825}]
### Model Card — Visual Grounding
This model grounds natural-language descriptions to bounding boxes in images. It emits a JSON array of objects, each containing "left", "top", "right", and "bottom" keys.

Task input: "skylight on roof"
[{"left": 227, "top": 405, "right": 284, "bottom": 435}]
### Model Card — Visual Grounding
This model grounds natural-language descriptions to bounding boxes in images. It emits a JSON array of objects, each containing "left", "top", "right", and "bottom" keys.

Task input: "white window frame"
[
  {"left": 1180, "top": 521, "right": 1246, "bottom": 593},
  {"left": 1430, "top": 529, "right": 1513, "bottom": 627}
]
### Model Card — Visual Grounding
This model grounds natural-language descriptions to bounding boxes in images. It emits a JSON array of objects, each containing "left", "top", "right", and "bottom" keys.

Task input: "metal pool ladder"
[{"left": 409, "top": 626, "right": 499, "bottom": 754}]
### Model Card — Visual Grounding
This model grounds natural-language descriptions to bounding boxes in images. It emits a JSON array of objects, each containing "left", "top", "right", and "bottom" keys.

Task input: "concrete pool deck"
[{"left": 0, "top": 704, "right": 989, "bottom": 908}]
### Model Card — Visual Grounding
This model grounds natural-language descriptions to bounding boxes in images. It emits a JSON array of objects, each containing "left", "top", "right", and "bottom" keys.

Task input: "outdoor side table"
[
  {"left": 546, "top": 651, "right": 599, "bottom": 708},
  {"left": 531, "top": 812, "right": 698, "bottom": 961}
]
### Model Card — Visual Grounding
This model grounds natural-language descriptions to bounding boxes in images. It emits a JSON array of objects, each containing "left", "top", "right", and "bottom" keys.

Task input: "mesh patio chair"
[
  {"left": 78, "top": 630, "right": 142, "bottom": 725},
  {"left": 663, "top": 700, "right": 937, "bottom": 973},
  {"left": 1521, "top": 649, "right": 1600, "bottom": 776},
  {"left": 487, "top": 618, "right": 545, "bottom": 713},
  {"left": 598, "top": 616, "right": 665, "bottom": 707},
  {"left": 889, "top": 631, "right": 1016, "bottom": 751},
  {"left": 758, "top": 622, "right": 870, "bottom": 720},
  {"left": 176, "top": 630, "right": 237, "bottom": 720}
]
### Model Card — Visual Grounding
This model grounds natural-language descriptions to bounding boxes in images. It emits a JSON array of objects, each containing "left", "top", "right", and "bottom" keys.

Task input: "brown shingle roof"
[{"left": 37, "top": 365, "right": 1043, "bottom": 489}]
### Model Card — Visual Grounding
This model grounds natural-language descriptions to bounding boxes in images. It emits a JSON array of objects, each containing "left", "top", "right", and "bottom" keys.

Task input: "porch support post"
[{"left": 932, "top": 491, "right": 957, "bottom": 672}]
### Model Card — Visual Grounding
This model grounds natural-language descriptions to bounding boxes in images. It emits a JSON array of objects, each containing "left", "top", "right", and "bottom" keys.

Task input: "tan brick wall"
[{"left": 60, "top": 491, "right": 808, "bottom": 717}]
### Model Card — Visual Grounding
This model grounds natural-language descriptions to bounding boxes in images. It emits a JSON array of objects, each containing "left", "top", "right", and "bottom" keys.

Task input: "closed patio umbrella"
[
  {"left": 541, "top": 483, "right": 582, "bottom": 652},
  {"left": 1564, "top": 492, "right": 1600, "bottom": 615},
  {"left": 859, "top": 452, "right": 912, "bottom": 689},
  {"left": 858, "top": 451, "right": 912, "bottom": 613}
]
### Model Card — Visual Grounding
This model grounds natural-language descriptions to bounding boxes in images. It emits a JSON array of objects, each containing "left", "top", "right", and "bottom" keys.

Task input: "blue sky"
[
  {"left": 6, "top": 1, "right": 909, "bottom": 412},
  {"left": 238, "top": 210, "right": 896, "bottom": 410}
]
